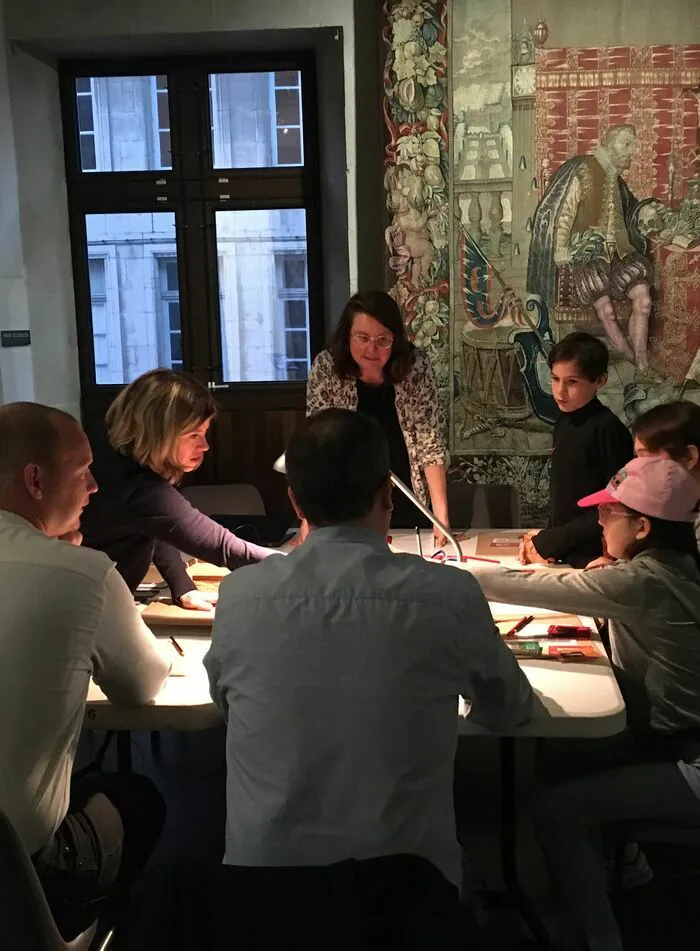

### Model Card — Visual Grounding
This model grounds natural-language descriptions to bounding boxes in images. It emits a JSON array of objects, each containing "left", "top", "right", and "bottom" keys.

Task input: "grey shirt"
[
  {"left": 470, "top": 552, "right": 700, "bottom": 795},
  {"left": 204, "top": 525, "right": 532, "bottom": 886}
]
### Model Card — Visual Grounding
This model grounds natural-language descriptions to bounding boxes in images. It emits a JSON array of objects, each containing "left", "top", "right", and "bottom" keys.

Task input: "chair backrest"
[
  {"left": 447, "top": 481, "right": 521, "bottom": 530},
  {"left": 182, "top": 484, "right": 265, "bottom": 516},
  {"left": 0, "top": 809, "right": 96, "bottom": 950}
]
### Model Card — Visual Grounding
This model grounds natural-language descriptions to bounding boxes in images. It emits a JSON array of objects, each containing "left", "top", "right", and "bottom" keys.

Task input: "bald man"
[{"left": 0, "top": 402, "right": 170, "bottom": 941}]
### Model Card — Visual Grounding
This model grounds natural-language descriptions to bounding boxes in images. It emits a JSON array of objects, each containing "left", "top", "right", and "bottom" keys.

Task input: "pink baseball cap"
[{"left": 578, "top": 455, "right": 700, "bottom": 522}]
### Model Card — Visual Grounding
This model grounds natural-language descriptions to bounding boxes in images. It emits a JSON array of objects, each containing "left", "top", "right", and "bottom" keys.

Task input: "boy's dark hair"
[
  {"left": 286, "top": 409, "right": 390, "bottom": 526},
  {"left": 328, "top": 291, "right": 415, "bottom": 384},
  {"left": 548, "top": 332, "right": 609, "bottom": 382},
  {"left": 632, "top": 401, "right": 700, "bottom": 460}
]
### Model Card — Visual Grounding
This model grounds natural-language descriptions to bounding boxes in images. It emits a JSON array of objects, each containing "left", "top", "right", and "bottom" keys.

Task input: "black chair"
[
  {"left": 447, "top": 481, "right": 521, "bottom": 530},
  {"left": 0, "top": 808, "right": 113, "bottom": 950}
]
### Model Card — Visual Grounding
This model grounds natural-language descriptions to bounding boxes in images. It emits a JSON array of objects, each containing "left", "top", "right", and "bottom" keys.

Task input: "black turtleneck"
[{"left": 533, "top": 398, "right": 633, "bottom": 567}]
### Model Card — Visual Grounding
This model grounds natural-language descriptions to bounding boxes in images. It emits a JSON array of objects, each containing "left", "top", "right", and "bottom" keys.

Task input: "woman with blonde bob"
[{"left": 81, "top": 369, "right": 276, "bottom": 610}]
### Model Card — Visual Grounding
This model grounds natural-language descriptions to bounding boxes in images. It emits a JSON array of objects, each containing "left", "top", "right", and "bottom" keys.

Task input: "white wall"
[
  {"left": 0, "top": 0, "right": 35, "bottom": 405},
  {"left": 1, "top": 0, "right": 357, "bottom": 411},
  {"left": 7, "top": 45, "right": 81, "bottom": 416}
]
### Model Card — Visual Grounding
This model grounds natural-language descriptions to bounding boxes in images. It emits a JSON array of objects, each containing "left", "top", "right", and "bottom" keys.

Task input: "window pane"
[
  {"left": 80, "top": 135, "right": 96, "bottom": 171},
  {"left": 285, "top": 329, "right": 307, "bottom": 360},
  {"left": 286, "top": 360, "right": 307, "bottom": 381},
  {"left": 275, "top": 88, "right": 300, "bottom": 127},
  {"left": 168, "top": 301, "right": 180, "bottom": 330},
  {"left": 158, "top": 131, "right": 172, "bottom": 170},
  {"left": 77, "top": 95, "right": 94, "bottom": 132},
  {"left": 85, "top": 212, "right": 178, "bottom": 384},
  {"left": 215, "top": 209, "right": 309, "bottom": 382},
  {"left": 156, "top": 74, "right": 168, "bottom": 91},
  {"left": 165, "top": 261, "right": 178, "bottom": 293},
  {"left": 275, "top": 71, "right": 299, "bottom": 86},
  {"left": 88, "top": 258, "right": 106, "bottom": 298},
  {"left": 157, "top": 93, "right": 170, "bottom": 129},
  {"left": 276, "top": 127, "right": 302, "bottom": 166},
  {"left": 75, "top": 76, "right": 171, "bottom": 172},
  {"left": 170, "top": 331, "right": 182, "bottom": 362},
  {"left": 285, "top": 299, "right": 307, "bottom": 329},
  {"left": 76, "top": 77, "right": 91, "bottom": 94},
  {"left": 209, "top": 71, "right": 303, "bottom": 169},
  {"left": 282, "top": 256, "right": 306, "bottom": 290}
]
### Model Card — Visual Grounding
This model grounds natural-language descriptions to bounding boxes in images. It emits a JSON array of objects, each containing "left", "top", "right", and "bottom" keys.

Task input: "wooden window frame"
[{"left": 59, "top": 52, "right": 325, "bottom": 416}]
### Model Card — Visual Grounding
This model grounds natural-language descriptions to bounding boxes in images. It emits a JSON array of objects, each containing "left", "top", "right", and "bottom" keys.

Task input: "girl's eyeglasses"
[
  {"left": 598, "top": 504, "right": 639, "bottom": 524},
  {"left": 350, "top": 331, "right": 393, "bottom": 350}
]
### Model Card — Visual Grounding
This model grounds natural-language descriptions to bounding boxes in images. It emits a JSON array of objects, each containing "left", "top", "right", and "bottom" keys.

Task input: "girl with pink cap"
[{"left": 470, "top": 455, "right": 700, "bottom": 951}]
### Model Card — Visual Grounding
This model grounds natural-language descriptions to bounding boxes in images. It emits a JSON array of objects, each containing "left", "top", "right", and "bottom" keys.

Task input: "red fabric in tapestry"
[{"left": 535, "top": 45, "right": 700, "bottom": 202}]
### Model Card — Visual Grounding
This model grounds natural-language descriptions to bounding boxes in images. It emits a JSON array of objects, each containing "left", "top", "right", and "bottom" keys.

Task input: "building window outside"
[
  {"left": 271, "top": 71, "right": 303, "bottom": 167},
  {"left": 76, "top": 78, "right": 97, "bottom": 171},
  {"left": 157, "top": 257, "right": 182, "bottom": 368},
  {"left": 64, "top": 56, "right": 321, "bottom": 392},
  {"left": 153, "top": 75, "right": 172, "bottom": 170},
  {"left": 276, "top": 252, "right": 309, "bottom": 381},
  {"left": 88, "top": 257, "right": 109, "bottom": 383}
]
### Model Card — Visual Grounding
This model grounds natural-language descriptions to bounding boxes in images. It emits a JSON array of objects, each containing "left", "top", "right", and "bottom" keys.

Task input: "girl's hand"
[{"left": 585, "top": 556, "right": 616, "bottom": 571}]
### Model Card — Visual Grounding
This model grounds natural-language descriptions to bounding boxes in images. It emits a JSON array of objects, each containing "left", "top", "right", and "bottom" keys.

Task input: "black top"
[
  {"left": 534, "top": 398, "right": 634, "bottom": 567},
  {"left": 81, "top": 436, "right": 271, "bottom": 601},
  {"left": 355, "top": 380, "right": 429, "bottom": 529}
]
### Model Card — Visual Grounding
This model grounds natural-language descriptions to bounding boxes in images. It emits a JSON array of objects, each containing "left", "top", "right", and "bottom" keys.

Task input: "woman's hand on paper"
[{"left": 179, "top": 590, "right": 218, "bottom": 612}]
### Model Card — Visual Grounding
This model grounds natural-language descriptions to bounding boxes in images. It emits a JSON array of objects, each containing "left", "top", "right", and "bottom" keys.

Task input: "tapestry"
[
  {"left": 382, "top": 0, "right": 451, "bottom": 405},
  {"left": 382, "top": 1, "right": 700, "bottom": 525}
]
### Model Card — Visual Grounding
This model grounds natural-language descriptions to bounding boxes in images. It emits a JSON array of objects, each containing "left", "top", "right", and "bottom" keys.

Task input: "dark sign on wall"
[{"left": 1, "top": 330, "right": 31, "bottom": 348}]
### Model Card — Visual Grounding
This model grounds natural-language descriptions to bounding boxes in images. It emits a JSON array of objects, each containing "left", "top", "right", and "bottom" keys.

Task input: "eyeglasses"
[
  {"left": 598, "top": 504, "right": 639, "bottom": 525},
  {"left": 350, "top": 331, "right": 393, "bottom": 350}
]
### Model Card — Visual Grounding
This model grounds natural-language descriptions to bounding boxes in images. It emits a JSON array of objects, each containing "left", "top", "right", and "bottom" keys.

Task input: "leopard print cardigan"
[{"left": 306, "top": 349, "right": 449, "bottom": 505}]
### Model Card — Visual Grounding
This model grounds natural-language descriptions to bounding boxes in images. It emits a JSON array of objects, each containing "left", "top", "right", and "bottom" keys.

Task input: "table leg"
[
  {"left": 116, "top": 731, "right": 132, "bottom": 772},
  {"left": 500, "top": 737, "right": 555, "bottom": 949}
]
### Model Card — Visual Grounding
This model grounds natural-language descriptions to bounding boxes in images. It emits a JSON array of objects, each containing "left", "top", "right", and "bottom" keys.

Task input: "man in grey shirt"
[{"left": 205, "top": 408, "right": 532, "bottom": 949}]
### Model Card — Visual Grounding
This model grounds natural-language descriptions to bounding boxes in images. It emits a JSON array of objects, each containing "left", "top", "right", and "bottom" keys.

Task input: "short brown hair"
[
  {"left": 548, "top": 332, "right": 609, "bottom": 382},
  {"left": 0, "top": 402, "right": 79, "bottom": 488},
  {"left": 632, "top": 400, "right": 700, "bottom": 463},
  {"left": 327, "top": 291, "right": 415, "bottom": 383},
  {"left": 106, "top": 369, "right": 216, "bottom": 483}
]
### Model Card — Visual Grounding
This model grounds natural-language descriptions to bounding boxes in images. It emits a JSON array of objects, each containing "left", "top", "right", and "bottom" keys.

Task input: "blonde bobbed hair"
[{"left": 106, "top": 369, "right": 217, "bottom": 483}]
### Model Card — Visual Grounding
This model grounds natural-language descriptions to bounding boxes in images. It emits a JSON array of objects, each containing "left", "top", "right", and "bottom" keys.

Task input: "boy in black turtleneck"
[{"left": 520, "top": 332, "right": 633, "bottom": 568}]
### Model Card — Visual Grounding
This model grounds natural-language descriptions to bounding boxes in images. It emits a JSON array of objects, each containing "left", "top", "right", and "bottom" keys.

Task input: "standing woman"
[
  {"left": 81, "top": 369, "right": 277, "bottom": 611},
  {"left": 306, "top": 291, "right": 450, "bottom": 542}
]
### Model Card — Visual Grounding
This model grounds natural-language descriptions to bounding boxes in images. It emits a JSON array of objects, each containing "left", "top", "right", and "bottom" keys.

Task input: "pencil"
[
  {"left": 461, "top": 554, "right": 500, "bottom": 565},
  {"left": 416, "top": 527, "right": 424, "bottom": 558},
  {"left": 505, "top": 615, "right": 534, "bottom": 638},
  {"left": 169, "top": 635, "right": 185, "bottom": 657}
]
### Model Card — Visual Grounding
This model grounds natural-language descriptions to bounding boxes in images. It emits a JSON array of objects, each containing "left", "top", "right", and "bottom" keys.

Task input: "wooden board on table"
[
  {"left": 142, "top": 600, "right": 214, "bottom": 628},
  {"left": 475, "top": 532, "right": 523, "bottom": 557},
  {"left": 142, "top": 557, "right": 198, "bottom": 586},
  {"left": 188, "top": 562, "right": 229, "bottom": 582}
]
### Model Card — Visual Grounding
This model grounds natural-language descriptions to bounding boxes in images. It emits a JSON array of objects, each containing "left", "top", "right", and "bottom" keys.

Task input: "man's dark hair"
[
  {"left": 632, "top": 400, "right": 700, "bottom": 459},
  {"left": 328, "top": 290, "right": 415, "bottom": 384},
  {"left": 548, "top": 332, "right": 609, "bottom": 382},
  {"left": 286, "top": 409, "right": 390, "bottom": 526}
]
